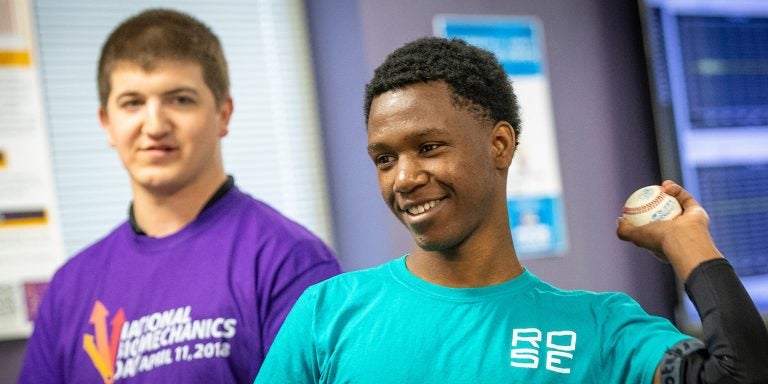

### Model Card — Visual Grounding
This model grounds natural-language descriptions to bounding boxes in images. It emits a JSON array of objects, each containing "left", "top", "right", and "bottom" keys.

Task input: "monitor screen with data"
[{"left": 639, "top": 0, "right": 768, "bottom": 331}]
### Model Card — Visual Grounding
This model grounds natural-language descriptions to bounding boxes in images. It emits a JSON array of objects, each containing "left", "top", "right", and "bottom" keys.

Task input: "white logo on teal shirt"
[{"left": 510, "top": 328, "right": 577, "bottom": 374}]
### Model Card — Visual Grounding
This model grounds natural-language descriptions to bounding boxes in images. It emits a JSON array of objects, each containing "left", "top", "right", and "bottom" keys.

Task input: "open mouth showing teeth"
[{"left": 405, "top": 200, "right": 440, "bottom": 215}]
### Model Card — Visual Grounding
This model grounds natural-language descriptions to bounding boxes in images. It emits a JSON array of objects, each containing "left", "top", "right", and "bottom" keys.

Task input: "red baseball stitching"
[{"left": 623, "top": 188, "right": 666, "bottom": 215}]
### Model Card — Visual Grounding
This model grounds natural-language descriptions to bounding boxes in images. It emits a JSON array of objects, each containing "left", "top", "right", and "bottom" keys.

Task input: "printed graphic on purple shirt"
[{"left": 83, "top": 301, "right": 242, "bottom": 383}]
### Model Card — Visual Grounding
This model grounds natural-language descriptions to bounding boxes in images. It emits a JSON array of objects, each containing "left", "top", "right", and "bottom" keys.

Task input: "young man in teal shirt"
[{"left": 255, "top": 37, "right": 768, "bottom": 383}]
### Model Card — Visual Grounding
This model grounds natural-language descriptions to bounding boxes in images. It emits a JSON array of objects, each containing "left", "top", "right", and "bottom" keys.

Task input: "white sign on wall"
[{"left": 434, "top": 15, "right": 568, "bottom": 258}]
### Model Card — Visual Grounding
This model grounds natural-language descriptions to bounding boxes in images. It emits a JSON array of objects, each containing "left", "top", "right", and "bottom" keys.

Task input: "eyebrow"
[
  {"left": 115, "top": 87, "right": 200, "bottom": 99},
  {"left": 367, "top": 127, "right": 447, "bottom": 153},
  {"left": 163, "top": 87, "right": 199, "bottom": 96},
  {"left": 366, "top": 142, "right": 387, "bottom": 154}
]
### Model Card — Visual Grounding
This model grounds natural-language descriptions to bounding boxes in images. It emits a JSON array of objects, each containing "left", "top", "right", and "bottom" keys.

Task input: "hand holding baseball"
[{"left": 617, "top": 180, "right": 723, "bottom": 281}]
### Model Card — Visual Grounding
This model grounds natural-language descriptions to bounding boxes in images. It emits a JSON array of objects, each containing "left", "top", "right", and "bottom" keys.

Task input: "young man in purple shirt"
[{"left": 18, "top": 8, "right": 340, "bottom": 383}]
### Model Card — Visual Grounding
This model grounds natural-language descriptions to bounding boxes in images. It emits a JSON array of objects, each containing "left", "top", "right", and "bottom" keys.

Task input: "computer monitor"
[{"left": 638, "top": 0, "right": 768, "bottom": 331}]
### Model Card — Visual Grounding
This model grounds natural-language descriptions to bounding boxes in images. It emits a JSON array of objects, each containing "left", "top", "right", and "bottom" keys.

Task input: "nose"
[
  {"left": 143, "top": 100, "right": 171, "bottom": 138},
  {"left": 393, "top": 158, "right": 428, "bottom": 194}
]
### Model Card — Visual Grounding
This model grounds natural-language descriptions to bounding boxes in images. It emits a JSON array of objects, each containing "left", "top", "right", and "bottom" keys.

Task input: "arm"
[{"left": 617, "top": 180, "right": 768, "bottom": 384}]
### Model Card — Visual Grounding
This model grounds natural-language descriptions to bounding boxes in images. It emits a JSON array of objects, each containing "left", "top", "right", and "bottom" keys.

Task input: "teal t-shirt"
[{"left": 256, "top": 256, "right": 692, "bottom": 383}]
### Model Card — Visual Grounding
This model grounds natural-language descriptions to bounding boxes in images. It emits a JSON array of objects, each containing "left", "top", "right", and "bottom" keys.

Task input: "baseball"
[{"left": 622, "top": 185, "right": 682, "bottom": 226}]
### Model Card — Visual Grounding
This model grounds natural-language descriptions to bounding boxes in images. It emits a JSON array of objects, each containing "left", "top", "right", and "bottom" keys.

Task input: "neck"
[
  {"left": 131, "top": 172, "right": 227, "bottom": 237},
  {"left": 407, "top": 232, "right": 524, "bottom": 288}
]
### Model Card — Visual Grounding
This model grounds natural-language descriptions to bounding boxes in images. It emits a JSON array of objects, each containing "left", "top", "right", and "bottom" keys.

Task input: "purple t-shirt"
[{"left": 19, "top": 186, "right": 340, "bottom": 383}]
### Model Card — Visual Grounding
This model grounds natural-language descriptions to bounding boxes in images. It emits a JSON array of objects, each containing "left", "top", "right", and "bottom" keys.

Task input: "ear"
[
  {"left": 98, "top": 106, "right": 116, "bottom": 148},
  {"left": 217, "top": 97, "right": 234, "bottom": 137},
  {"left": 491, "top": 120, "right": 516, "bottom": 169}
]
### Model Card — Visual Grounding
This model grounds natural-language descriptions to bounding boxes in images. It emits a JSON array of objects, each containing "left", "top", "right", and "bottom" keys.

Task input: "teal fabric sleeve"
[
  {"left": 254, "top": 288, "right": 319, "bottom": 383},
  {"left": 598, "top": 292, "right": 694, "bottom": 384}
]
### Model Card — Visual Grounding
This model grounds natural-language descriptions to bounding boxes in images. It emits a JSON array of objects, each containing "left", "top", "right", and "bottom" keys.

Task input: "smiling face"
[
  {"left": 367, "top": 81, "right": 515, "bottom": 254},
  {"left": 99, "top": 60, "right": 232, "bottom": 197}
]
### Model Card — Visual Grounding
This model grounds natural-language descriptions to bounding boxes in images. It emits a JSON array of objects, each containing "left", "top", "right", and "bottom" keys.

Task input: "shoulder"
[
  {"left": 33, "top": 222, "right": 132, "bottom": 320},
  {"left": 221, "top": 187, "right": 328, "bottom": 244},
  {"left": 525, "top": 278, "right": 648, "bottom": 320},
  {"left": 217, "top": 187, "right": 339, "bottom": 278},
  {"left": 51, "top": 221, "right": 132, "bottom": 283},
  {"left": 530, "top": 277, "right": 637, "bottom": 305},
  {"left": 526, "top": 278, "right": 684, "bottom": 345},
  {"left": 205, "top": 187, "right": 335, "bottom": 257},
  {"left": 536, "top": 283, "right": 679, "bottom": 338},
  {"left": 300, "top": 263, "right": 391, "bottom": 302}
]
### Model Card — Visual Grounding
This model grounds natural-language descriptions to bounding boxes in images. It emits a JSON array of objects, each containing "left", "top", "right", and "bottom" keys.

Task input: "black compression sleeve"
[{"left": 661, "top": 258, "right": 768, "bottom": 384}]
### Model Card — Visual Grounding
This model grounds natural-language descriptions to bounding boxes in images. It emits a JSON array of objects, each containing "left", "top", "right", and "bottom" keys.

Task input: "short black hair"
[{"left": 364, "top": 37, "right": 521, "bottom": 141}]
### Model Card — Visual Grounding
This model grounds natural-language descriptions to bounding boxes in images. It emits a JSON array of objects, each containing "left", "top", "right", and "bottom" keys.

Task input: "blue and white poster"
[{"left": 434, "top": 15, "right": 568, "bottom": 257}]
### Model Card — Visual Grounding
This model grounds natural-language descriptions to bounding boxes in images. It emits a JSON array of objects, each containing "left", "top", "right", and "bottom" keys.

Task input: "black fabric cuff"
[
  {"left": 660, "top": 338, "right": 706, "bottom": 384},
  {"left": 679, "top": 258, "right": 768, "bottom": 383}
]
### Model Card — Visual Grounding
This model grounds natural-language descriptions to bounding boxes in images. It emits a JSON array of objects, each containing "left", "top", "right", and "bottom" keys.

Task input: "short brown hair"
[{"left": 97, "top": 8, "right": 230, "bottom": 107}]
